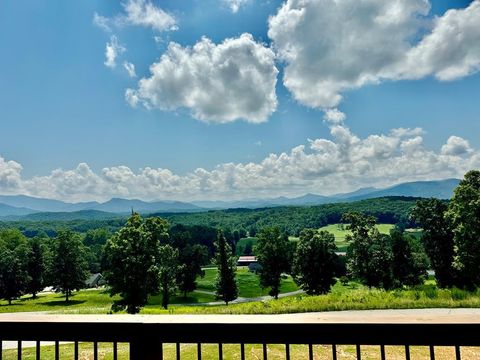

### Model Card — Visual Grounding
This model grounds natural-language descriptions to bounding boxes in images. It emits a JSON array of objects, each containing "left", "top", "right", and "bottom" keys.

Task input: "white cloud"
[
  {"left": 126, "top": 33, "right": 278, "bottom": 123},
  {"left": 2, "top": 126, "right": 478, "bottom": 202},
  {"left": 123, "top": 61, "right": 137, "bottom": 77},
  {"left": 400, "top": 1, "right": 480, "bottom": 81},
  {"left": 268, "top": 0, "right": 480, "bottom": 110},
  {"left": 223, "top": 0, "right": 250, "bottom": 13},
  {"left": 93, "top": 12, "right": 112, "bottom": 32},
  {"left": 122, "top": 0, "right": 177, "bottom": 31},
  {"left": 0, "top": 157, "right": 23, "bottom": 191},
  {"left": 323, "top": 109, "right": 346, "bottom": 124},
  {"left": 104, "top": 36, "right": 125, "bottom": 69},
  {"left": 441, "top": 136, "right": 472, "bottom": 156}
]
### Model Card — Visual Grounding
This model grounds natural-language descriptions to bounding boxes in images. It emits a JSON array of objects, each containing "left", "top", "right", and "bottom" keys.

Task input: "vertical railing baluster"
[
  {"left": 74, "top": 341, "right": 79, "bottom": 360},
  {"left": 0, "top": 340, "right": 3, "bottom": 360},
  {"left": 332, "top": 344, "right": 337, "bottom": 360},
  {"left": 356, "top": 344, "right": 361, "bottom": 360},
  {"left": 94, "top": 341, "right": 98, "bottom": 360},
  {"left": 55, "top": 341, "right": 59, "bottom": 360},
  {"left": 113, "top": 342, "right": 118, "bottom": 360},
  {"left": 197, "top": 343, "right": 201, "bottom": 360},
  {"left": 17, "top": 340, "right": 21, "bottom": 360},
  {"left": 380, "top": 345, "right": 386, "bottom": 360},
  {"left": 176, "top": 343, "right": 181, "bottom": 360},
  {"left": 263, "top": 343, "right": 267, "bottom": 360},
  {"left": 430, "top": 345, "right": 435, "bottom": 360},
  {"left": 308, "top": 343, "right": 313, "bottom": 360},
  {"left": 218, "top": 343, "right": 223, "bottom": 360},
  {"left": 36, "top": 341, "right": 40, "bottom": 360},
  {"left": 240, "top": 343, "right": 245, "bottom": 360},
  {"left": 455, "top": 345, "right": 461, "bottom": 360},
  {"left": 405, "top": 345, "right": 410, "bottom": 360},
  {"left": 285, "top": 343, "right": 290, "bottom": 360}
]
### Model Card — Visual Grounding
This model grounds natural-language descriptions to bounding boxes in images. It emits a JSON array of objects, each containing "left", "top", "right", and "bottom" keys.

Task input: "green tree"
[
  {"left": 366, "top": 232, "right": 394, "bottom": 289},
  {"left": 177, "top": 244, "right": 208, "bottom": 297},
  {"left": 292, "top": 229, "right": 338, "bottom": 294},
  {"left": 26, "top": 237, "right": 45, "bottom": 298},
  {"left": 158, "top": 245, "right": 180, "bottom": 309},
  {"left": 256, "top": 227, "right": 291, "bottom": 298},
  {"left": 50, "top": 230, "right": 88, "bottom": 302},
  {"left": 214, "top": 230, "right": 238, "bottom": 304},
  {"left": 103, "top": 213, "right": 169, "bottom": 313},
  {"left": 0, "top": 230, "right": 30, "bottom": 305},
  {"left": 447, "top": 170, "right": 480, "bottom": 289},
  {"left": 390, "top": 228, "right": 429, "bottom": 287},
  {"left": 343, "top": 212, "right": 377, "bottom": 282},
  {"left": 411, "top": 198, "right": 456, "bottom": 287}
]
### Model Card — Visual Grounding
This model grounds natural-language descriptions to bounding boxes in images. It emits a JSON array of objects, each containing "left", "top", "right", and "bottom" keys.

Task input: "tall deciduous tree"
[
  {"left": 256, "top": 227, "right": 291, "bottom": 299},
  {"left": 390, "top": 228, "right": 429, "bottom": 287},
  {"left": 0, "top": 230, "right": 30, "bottom": 305},
  {"left": 103, "top": 213, "right": 170, "bottom": 314},
  {"left": 26, "top": 237, "right": 45, "bottom": 298},
  {"left": 50, "top": 230, "right": 88, "bottom": 302},
  {"left": 158, "top": 245, "right": 180, "bottom": 309},
  {"left": 177, "top": 244, "right": 208, "bottom": 298},
  {"left": 292, "top": 229, "right": 338, "bottom": 294},
  {"left": 214, "top": 231, "right": 238, "bottom": 305},
  {"left": 411, "top": 198, "right": 456, "bottom": 287},
  {"left": 447, "top": 170, "right": 480, "bottom": 289}
]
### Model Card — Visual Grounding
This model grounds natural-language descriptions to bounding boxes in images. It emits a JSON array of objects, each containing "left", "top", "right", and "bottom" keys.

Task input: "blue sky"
[{"left": 0, "top": 0, "right": 479, "bottom": 201}]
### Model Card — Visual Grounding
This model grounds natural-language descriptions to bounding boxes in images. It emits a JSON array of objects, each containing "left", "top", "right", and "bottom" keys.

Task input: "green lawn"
[
  {"left": 289, "top": 223, "right": 396, "bottom": 251},
  {"left": 5, "top": 342, "right": 480, "bottom": 360},
  {"left": 196, "top": 267, "right": 298, "bottom": 298},
  {"left": 1, "top": 280, "right": 480, "bottom": 316}
]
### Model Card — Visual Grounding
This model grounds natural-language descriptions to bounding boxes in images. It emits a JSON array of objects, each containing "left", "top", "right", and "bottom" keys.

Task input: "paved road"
[{"left": 189, "top": 289, "right": 305, "bottom": 306}]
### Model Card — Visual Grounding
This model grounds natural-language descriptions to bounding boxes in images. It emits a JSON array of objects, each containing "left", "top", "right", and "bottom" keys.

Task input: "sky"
[{"left": 0, "top": 0, "right": 479, "bottom": 202}]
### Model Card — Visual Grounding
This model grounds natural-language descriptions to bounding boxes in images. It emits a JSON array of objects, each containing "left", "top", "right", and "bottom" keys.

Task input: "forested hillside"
[{"left": 0, "top": 196, "right": 423, "bottom": 238}]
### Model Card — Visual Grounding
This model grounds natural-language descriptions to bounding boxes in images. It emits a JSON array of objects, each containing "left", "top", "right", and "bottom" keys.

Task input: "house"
[
  {"left": 237, "top": 256, "right": 257, "bottom": 266},
  {"left": 85, "top": 273, "right": 105, "bottom": 288}
]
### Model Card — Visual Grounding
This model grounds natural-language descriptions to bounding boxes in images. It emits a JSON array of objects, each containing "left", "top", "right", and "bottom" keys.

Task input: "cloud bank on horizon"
[
  {"left": 98, "top": 0, "right": 480, "bottom": 123},
  {"left": 0, "top": 124, "right": 477, "bottom": 202}
]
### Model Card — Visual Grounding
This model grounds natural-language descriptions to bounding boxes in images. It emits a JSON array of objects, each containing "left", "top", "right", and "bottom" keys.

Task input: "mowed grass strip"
[
  {"left": 4, "top": 342, "right": 480, "bottom": 360},
  {"left": 196, "top": 267, "right": 299, "bottom": 298}
]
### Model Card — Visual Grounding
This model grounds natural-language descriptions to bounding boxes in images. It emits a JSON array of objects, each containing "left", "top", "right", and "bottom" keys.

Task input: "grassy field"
[
  {"left": 289, "top": 223, "right": 396, "bottom": 251},
  {"left": 2, "top": 280, "right": 480, "bottom": 315},
  {"left": 196, "top": 267, "right": 298, "bottom": 298},
  {"left": 4, "top": 342, "right": 480, "bottom": 360}
]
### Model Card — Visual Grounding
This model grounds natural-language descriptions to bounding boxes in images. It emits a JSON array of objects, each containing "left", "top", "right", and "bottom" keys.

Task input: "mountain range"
[{"left": 0, "top": 178, "right": 460, "bottom": 220}]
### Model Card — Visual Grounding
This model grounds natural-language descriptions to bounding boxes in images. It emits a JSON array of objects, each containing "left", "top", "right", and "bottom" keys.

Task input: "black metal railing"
[{"left": 0, "top": 317, "right": 479, "bottom": 359}]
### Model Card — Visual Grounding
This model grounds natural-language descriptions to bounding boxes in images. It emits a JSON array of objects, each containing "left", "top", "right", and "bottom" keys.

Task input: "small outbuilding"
[
  {"left": 85, "top": 273, "right": 105, "bottom": 288},
  {"left": 237, "top": 256, "right": 257, "bottom": 266}
]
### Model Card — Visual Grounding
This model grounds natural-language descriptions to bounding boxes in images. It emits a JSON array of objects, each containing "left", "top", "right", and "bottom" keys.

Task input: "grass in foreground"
[
  {"left": 4, "top": 342, "right": 480, "bottom": 360},
  {"left": 1, "top": 280, "right": 479, "bottom": 315}
]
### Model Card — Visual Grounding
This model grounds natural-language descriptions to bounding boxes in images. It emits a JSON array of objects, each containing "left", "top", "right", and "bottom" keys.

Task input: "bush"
[{"left": 450, "top": 287, "right": 469, "bottom": 301}]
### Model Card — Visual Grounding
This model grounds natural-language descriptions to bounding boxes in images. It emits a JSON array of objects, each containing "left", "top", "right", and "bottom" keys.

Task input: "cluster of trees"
[
  {"left": 412, "top": 170, "right": 480, "bottom": 289},
  {"left": 0, "top": 229, "right": 88, "bottom": 304}
]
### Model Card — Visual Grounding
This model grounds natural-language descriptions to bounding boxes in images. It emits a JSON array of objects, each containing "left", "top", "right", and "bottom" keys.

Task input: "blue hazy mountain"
[{"left": 0, "top": 178, "right": 461, "bottom": 217}]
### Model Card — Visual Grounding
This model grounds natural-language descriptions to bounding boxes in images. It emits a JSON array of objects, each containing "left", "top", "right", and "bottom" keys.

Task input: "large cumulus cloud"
[
  {"left": 126, "top": 34, "right": 278, "bottom": 123},
  {"left": 268, "top": 0, "right": 480, "bottom": 109}
]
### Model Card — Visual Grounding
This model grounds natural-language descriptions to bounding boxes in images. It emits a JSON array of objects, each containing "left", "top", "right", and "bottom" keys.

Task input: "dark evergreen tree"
[{"left": 214, "top": 231, "right": 238, "bottom": 305}]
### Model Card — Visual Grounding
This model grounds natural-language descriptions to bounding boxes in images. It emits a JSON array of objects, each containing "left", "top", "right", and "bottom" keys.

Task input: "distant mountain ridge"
[{"left": 0, "top": 178, "right": 461, "bottom": 218}]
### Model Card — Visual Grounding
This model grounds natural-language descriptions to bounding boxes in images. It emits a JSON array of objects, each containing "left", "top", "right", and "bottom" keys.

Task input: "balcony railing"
[{"left": 0, "top": 311, "right": 479, "bottom": 359}]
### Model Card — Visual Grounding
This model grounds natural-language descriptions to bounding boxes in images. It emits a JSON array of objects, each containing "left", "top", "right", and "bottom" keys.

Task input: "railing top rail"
[
  {"left": 0, "top": 310, "right": 480, "bottom": 346},
  {"left": 1, "top": 308, "right": 480, "bottom": 324}
]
